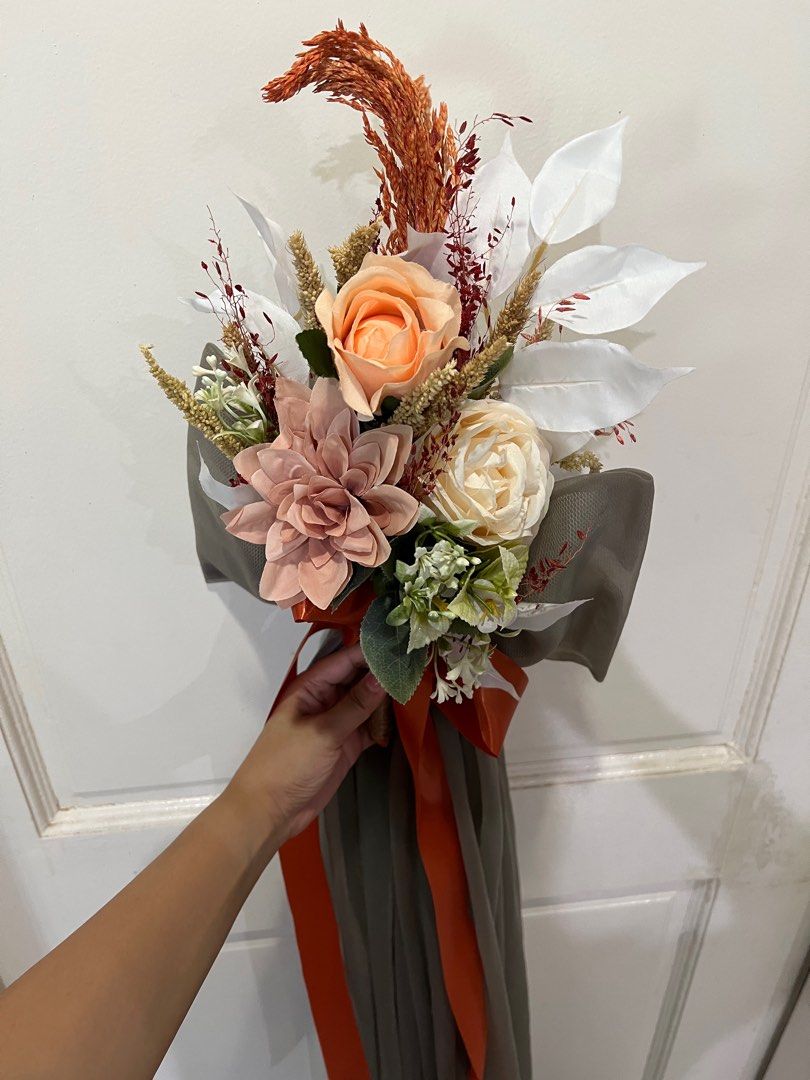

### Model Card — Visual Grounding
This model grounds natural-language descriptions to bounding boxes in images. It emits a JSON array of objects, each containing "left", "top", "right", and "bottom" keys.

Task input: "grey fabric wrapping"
[
  {"left": 498, "top": 468, "right": 654, "bottom": 680},
  {"left": 186, "top": 375, "right": 655, "bottom": 1078}
]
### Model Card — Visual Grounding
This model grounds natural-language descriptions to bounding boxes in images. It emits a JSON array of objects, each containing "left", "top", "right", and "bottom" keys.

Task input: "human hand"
[{"left": 222, "top": 643, "right": 387, "bottom": 850}]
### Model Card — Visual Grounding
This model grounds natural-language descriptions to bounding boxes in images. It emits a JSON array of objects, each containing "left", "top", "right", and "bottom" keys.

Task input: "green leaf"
[
  {"left": 468, "top": 345, "right": 514, "bottom": 399},
  {"left": 295, "top": 328, "right": 337, "bottom": 378},
  {"left": 380, "top": 395, "right": 400, "bottom": 417},
  {"left": 446, "top": 589, "right": 481, "bottom": 627},
  {"left": 360, "top": 594, "right": 429, "bottom": 704}
]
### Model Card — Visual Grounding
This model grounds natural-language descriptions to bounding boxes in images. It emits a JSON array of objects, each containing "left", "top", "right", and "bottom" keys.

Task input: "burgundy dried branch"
[
  {"left": 518, "top": 528, "right": 590, "bottom": 600},
  {"left": 198, "top": 211, "right": 278, "bottom": 420}
]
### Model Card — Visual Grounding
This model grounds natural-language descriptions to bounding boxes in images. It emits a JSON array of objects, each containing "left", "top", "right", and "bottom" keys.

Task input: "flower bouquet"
[{"left": 144, "top": 24, "right": 700, "bottom": 1079}]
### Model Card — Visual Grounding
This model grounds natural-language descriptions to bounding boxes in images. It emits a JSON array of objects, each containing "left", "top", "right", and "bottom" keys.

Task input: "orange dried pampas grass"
[{"left": 262, "top": 23, "right": 458, "bottom": 253}]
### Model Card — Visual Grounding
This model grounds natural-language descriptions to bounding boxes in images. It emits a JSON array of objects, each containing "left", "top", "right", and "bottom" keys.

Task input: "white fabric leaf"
[
  {"left": 182, "top": 288, "right": 309, "bottom": 383},
  {"left": 403, "top": 227, "right": 454, "bottom": 283},
  {"left": 530, "top": 118, "right": 627, "bottom": 245},
  {"left": 510, "top": 598, "right": 591, "bottom": 632},
  {"left": 470, "top": 134, "right": 532, "bottom": 297},
  {"left": 534, "top": 244, "right": 705, "bottom": 334},
  {"left": 198, "top": 451, "right": 261, "bottom": 511},
  {"left": 500, "top": 338, "right": 692, "bottom": 432},
  {"left": 233, "top": 193, "right": 300, "bottom": 316},
  {"left": 478, "top": 663, "right": 521, "bottom": 700},
  {"left": 544, "top": 430, "right": 594, "bottom": 461}
]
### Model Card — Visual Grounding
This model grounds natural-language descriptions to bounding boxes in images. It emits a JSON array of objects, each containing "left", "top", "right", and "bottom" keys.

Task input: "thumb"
[{"left": 323, "top": 670, "right": 387, "bottom": 744}]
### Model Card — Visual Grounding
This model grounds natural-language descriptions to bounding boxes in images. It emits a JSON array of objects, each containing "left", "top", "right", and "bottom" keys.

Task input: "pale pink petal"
[
  {"left": 307, "top": 538, "right": 336, "bottom": 570},
  {"left": 319, "top": 431, "right": 351, "bottom": 480},
  {"left": 341, "top": 465, "right": 376, "bottom": 495},
  {"left": 338, "top": 529, "right": 375, "bottom": 560},
  {"left": 259, "top": 551, "right": 305, "bottom": 607},
  {"left": 347, "top": 440, "right": 382, "bottom": 482},
  {"left": 258, "top": 447, "right": 315, "bottom": 487},
  {"left": 298, "top": 547, "right": 350, "bottom": 608},
  {"left": 265, "top": 520, "right": 307, "bottom": 560},
  {"left": 375, "top": 424, "right": 413, "bottom": 483},
  {"left": 344, "top": 494, "right": 371, "bottom": 533},
  {"left": 340, "top": 519, "right": 390, "bottom": 567},
  {"left": 350, "top": 428, "right": 410, "bottom": 486},
  {"left": 309, "top": 378, "right": 356, "bottom": 442},
  {"left": 285, "top": 500, "right": 327, "bottom": 539},
  {"left": 221, "top": 501, "right": 276, "bottom": 544},
  {"left": 273, "top": 377, "right": 311, "bottom": 434},
  {"left": 232, "top": 443, "right": 270, "bottom": 483},
  {"left": 362, "top": 485, "right": 420, "bottom": 535}
]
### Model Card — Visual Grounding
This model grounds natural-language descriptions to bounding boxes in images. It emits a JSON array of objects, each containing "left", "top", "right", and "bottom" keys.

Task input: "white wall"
[{"left": 1, "top": 0, "right": 808, "bottom": 801}]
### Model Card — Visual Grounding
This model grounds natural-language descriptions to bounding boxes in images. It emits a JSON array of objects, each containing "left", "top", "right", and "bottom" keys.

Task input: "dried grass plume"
[
  {"left": 140, "top": 345, "right": 242, "bottom": 458},
  {"left": 263, "top": 24, "right": 458, "bottom": 252}
]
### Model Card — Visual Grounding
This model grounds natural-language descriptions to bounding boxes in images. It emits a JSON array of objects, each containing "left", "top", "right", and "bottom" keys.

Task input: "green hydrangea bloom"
[
  {"left": 446, "top": 543, "right": 529, "bottom": 633},
  {"left": 387, "top": 539, "right": 481, "bottom": 651},
  {"left": 386, "top": 518, "right": 529, "bottom": 652}
]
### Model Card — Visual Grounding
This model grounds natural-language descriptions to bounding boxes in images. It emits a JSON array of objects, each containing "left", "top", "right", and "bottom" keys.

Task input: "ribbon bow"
[{"left": 274, "top": 587, "right": 527, "bottom": 1079}]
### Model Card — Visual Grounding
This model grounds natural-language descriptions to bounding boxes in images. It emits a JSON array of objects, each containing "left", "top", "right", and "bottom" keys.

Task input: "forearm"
[{"left": 0, "top": 788, "right": 280, "bottom": 1080}]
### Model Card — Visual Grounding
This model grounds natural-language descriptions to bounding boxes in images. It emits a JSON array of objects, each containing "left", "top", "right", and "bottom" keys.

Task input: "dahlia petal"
[
  {"left": 298, "top": 550, "right": 350, "bottom": 609},
  {"left": 349, "top": 431, "right": 392, "bottom": 484},
  {"left": 247, "top": 468, "right": 283, "bottom": 505},
  {"left": 286, "top": 501, "right": 327, "bottom": 539},
  {"left": 259, "top": 552, "right": 306, "bottom": 607},
  {"left": 274, "top": 395, "right": 308, "bottom": 440},
  {"left": 307, "top": 538, "right": 335, "bottom": 570},
  {"left": 362, "top": 485, "right": 420, "bottom": 536},
  {"left": 350, "top": 429, "right": 408, "bottom": 486},
  {"left": 376, "top": 424, "right": 413, "bottom": 483},
  {"left": 345, "top": 495, "right": 371, "bottom": 532},
  {"left": 309, "top": 378, "right": 357, "bottom": 442},
  {"left": 339, "top": 519, "right": 390, "bottom": 567},
  {"left": 319, "top": 430, "right": 351, "bottom": 479},
  {"left": 341, "top": 466, "right": 376, "bottom": 495},
  {"left": 265, "top": 520, "right": 306, "bottom": 560},
  {"left": 232, "top": 444, "right": 269, "bottom": 484},
  {"left": 339, "top": 530, "right": 375, "bottom": 559},
  {"left": 258, "top": 447, "right": 315, "bottom": 486},
  {"left": 274, "top": 377, "right": 311, "bottom": 435},
  {"left": 221, "top": 501, "right": 276, "bottom": 544}
]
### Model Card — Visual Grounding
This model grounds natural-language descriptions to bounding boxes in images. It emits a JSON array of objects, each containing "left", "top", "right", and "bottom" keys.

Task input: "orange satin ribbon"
[{"left": 274, "top": 588, "right": 527, "bottom": 1080}]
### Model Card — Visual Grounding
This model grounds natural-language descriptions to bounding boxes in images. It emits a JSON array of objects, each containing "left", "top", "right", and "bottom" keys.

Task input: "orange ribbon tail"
[{"left": 274, "top": 595, "right": 526, "bottom": 1079}]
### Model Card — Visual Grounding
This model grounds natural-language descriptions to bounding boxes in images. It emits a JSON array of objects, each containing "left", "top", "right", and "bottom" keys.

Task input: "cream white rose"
[{"left": 424, "top": 399, "right": 554, "bottom": 545}]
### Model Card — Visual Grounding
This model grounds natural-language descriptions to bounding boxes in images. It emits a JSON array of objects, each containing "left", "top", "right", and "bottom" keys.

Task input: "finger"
[
  {"left": 303, "top": 643, "right": 366, "bottom": 685},
  {"left": 322, "top": 671, "right": 387, "bottom": 744},
  {"left": 287, "top": 643, "right": 367, "bottom": 706}
]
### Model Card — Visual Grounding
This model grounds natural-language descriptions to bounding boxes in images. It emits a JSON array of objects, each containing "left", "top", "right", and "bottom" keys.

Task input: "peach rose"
[{"left": 315, "top": 254, "right": 468, "bottom": 419}]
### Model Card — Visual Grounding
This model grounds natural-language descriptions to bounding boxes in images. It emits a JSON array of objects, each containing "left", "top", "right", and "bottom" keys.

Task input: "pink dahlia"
[{"left": 222, "top": 377, "right": 419, "bottom": 609}]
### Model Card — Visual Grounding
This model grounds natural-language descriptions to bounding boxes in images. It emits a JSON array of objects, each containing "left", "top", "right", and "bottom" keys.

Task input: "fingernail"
[{"left": 364, "top": 672, "right": 382, "bottom": 693}]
